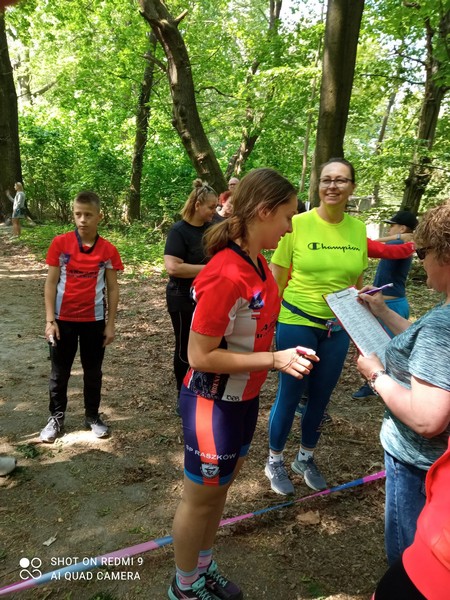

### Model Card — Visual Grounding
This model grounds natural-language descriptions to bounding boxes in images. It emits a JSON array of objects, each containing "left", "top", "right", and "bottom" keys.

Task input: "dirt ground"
[{"left": 0, "top": 226, "right": 430, "bottom": 600}]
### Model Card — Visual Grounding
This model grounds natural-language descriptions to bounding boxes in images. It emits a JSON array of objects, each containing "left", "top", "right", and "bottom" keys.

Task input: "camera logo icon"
[{"left": 19, "top": 557, "right": 42, "bottom": 580}]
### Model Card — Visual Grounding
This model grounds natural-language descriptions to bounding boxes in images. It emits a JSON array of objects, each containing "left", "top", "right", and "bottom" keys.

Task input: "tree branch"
[{"left": 143, "top": 52, "right": 167, "bottom": 73}]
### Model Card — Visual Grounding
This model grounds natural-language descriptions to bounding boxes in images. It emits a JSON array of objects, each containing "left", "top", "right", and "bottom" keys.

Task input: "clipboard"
[{"left": 323, "top": 286, "right": 391, "bottom": 365}]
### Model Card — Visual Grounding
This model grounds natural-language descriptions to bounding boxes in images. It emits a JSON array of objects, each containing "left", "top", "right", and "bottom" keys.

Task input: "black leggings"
[
  {"left": 168, "top": 307, "right": 194, "bottom": 397},
  {"left": 374, "top": 558, "right": 426, "bottom": 600}
]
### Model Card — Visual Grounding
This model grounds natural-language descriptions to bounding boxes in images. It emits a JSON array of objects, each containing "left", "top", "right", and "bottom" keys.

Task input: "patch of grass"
[
  {"left": 16, "top": 444, "right": 41, "bottom": 459},
  {"left": 300, "top": 575, "right": 326, "bottom": 598},
  {"left": 96, "top": 506, "right": 112, "bottom": 517}
]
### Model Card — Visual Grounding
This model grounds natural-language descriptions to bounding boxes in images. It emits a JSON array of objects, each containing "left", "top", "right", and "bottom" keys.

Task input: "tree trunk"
[
  {"left": 309, "top": 0, "right": 365, "bottom": 206},
  {"left": 401, "top": 11, "right": 449, "bottom": 214},
  {"left": 138, "top": 0, "right": 226, "bottom": 193},
  {"left": 127, "top": 32, "right": 157, "bottom": 223},
  {"left": 225, "top": 0, "right": 282, "bottom": 179},
  {"left": 0, "top": 13, "right": 22, "bottom": 217},
  {"left": 372, "top": 89, "right": 397, "bottom": 204}
]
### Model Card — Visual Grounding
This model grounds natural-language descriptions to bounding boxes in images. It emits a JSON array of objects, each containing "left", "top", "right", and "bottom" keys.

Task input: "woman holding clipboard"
[{"left": 357, "top": 201, "right": 450, "bottom": 575}]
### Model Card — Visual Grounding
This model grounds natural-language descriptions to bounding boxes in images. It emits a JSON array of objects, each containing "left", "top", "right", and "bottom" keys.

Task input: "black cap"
[{"left": 383, "top": 210, "right": 418, "bottom": 231}]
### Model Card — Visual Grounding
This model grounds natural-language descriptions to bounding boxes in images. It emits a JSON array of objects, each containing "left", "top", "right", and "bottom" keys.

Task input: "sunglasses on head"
[{"left": 415, "top": 247, "right": 432, "bottom": 260}]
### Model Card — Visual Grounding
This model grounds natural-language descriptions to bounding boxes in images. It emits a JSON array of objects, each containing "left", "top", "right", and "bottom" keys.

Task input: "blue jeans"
[
  {"left": 268, "top": 322, "right": 349, "bottom": 451},
  {"left": 384, "top": 451, "right": 427, "bottom": 566}
]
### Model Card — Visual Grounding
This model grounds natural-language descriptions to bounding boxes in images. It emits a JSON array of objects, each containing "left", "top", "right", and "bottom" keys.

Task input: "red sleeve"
[
  {"left": 367, "top": 239, "right": 415, "bottom": 259},
  {"left": 106, "top": 243, "right": 124, "bottom": 271}
]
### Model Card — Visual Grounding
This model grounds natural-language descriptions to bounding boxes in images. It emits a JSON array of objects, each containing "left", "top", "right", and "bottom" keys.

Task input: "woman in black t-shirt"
[{"left": 164, "top": 179, "right": 218, "bottom": 414}]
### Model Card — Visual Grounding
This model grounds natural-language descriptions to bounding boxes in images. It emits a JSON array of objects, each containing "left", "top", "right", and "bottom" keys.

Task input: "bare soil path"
[{"left": 0, "top": 226, "right": 401, "bottom": 600}]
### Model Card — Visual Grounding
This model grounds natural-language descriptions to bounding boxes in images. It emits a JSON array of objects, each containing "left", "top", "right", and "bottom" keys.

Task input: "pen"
[{"left": 361, "top": 283, "right": 394, "bottom": 296}]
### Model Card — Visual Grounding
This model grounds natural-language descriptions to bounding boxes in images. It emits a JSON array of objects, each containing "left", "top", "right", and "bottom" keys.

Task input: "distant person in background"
[
  {"left": 353, "top": 210, "right": 418, "bottom": 400},
  {"left": 5, "top": 182, "right": 26, "bottom": 237},
  {"left": 228, "top": 176, "right": 239, "bottom": 193},
  {"left": 215, "top": 193, "right": 233, "bottom": 221},
  {"left": 164, "top": 180, "right": 218, "bottom": 415},
  {"left": 218, "top": 190, "right": 231, "bottom": 207}
]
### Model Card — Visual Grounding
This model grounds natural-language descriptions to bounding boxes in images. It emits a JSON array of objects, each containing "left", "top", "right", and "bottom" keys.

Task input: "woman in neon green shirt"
[{"left": 265, "top": 158, "right": 368, "bottom": 495}]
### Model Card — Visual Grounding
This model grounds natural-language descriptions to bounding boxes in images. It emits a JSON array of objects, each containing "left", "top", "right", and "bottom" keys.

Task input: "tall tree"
[
  {"left": 401, "top": 5, "right": 450, "bottom": 213},
  {"left": 0, "top": 11, "right": 22, "bottom": 216},
  {"left": 138, "top": 0, "right": 227, "bottom": 192},
  {"left": 127, "top": 32, "right": 157, "bottom": 222},
  {"left": 309, "top": 0, "right": 365, "bottom": 205},
  {"left": 225, "top": 0, "right": 282, "bottom": 178}
]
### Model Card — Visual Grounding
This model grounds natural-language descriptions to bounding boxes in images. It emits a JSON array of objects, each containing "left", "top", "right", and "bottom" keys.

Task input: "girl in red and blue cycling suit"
[{"left": 168, "top": 168, "right": 319, "bottom": 600}]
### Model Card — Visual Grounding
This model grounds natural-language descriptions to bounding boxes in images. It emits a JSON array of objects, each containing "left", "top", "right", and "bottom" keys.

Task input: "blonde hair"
[
  {"left": 414, "top": 201, "right": 450, "bottom": 265},
  {"left": 181, "top": 179, "right": 217, "bottom": 221},
  {"left": 15, "top": 182, "right": 24, "bottom": 191},
  {"left": 204, "top": 168, "right": 296, "bottom": 257}
]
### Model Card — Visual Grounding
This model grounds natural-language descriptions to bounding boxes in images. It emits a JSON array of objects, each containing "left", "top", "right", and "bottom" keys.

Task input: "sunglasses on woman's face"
[{"left": 415, "top": 247, "right": 432, "bottom": 260}]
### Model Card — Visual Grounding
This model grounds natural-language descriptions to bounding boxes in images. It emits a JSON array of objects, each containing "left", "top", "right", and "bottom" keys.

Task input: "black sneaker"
[
  {"left": 168, "top": 575, "right": 216, "bottom": 600},
  {"left": 352, "top": 383, "right": 376, "bottom": 400},
  {"left": 204, "top": 561, "right": 243, "bottom": 600},
  {"left": 85, "top": 415, "right": 110, "bottom": 438},
  {"left": 40, "top": 412, "right": 65, "bottom": 443}
]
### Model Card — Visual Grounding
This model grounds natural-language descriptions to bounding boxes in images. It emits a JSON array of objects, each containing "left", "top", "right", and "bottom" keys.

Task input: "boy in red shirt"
[{"left": 40, "top": 191, "right": 123, "bottom": 443}]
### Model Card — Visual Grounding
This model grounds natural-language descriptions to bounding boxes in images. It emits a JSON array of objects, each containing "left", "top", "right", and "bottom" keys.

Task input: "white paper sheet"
[{"left": 324, "top": 286, "right": 391, "bottom": 365}]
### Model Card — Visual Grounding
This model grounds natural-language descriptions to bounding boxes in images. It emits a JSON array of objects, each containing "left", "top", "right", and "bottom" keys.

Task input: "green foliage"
[{"left": 4, "top": 0, "right": 450, "bottom": 222}]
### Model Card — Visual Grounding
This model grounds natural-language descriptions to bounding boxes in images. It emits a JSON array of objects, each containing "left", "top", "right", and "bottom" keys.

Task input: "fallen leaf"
[
  {"left": 296, "top": 510, "right": 320, "bottom": 525},
  {"left": 43, "top": 535, "right": 57, "bottom": 546}
]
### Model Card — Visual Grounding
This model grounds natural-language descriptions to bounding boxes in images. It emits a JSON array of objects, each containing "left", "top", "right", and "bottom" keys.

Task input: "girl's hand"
[
  {"left": 274, "top": 347, "right": 319, "bottom": 379},
  {"left": 356, "top": 353, "right": 384, "bottom": 380}
]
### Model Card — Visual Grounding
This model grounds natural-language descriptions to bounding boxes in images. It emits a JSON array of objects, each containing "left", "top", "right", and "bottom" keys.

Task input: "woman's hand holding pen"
[
  {"left": 273, "top": 346, "right": 320, "bottom": 379},
  {"left": 357, "top": 285, "right": 391, "bottom": 319}
]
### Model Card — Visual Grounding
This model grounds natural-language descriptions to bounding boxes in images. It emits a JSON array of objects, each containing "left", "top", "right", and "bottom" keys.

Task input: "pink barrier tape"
[{"left": 0, "top": 470, "right": 385, "bottom": 596}]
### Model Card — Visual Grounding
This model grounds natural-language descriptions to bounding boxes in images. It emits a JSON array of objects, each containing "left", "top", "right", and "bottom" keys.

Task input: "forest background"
[{"left": 0, "top": 0, "right": 449, "bottom": 266}]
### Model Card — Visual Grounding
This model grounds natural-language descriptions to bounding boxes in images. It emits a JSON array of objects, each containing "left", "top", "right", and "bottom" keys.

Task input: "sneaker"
[
  {"left": 168, "top": 575, "right": 216, "bottom": 600},
  {"left": 85, "top": 415, "right": 110, "bottom": 438},
  {"left": 40, "top": 412, "right": 65, "bottom": 443},
  {"left": 291, "top": 456, "right": 327, "bottom": 491},
  {"left": 264, "top": 459, "right": 294, "bottom": 495},
  {"left": 204, "top": 560, "right": 243, "bottom": 600},
  {"left": 352, "top": 383, "right": 376, "bottom": 400}
]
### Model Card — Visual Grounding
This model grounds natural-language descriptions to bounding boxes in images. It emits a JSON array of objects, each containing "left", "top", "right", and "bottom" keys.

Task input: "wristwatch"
[{"left": 369, "top": 369, "right": 387, "bottom": 394}]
